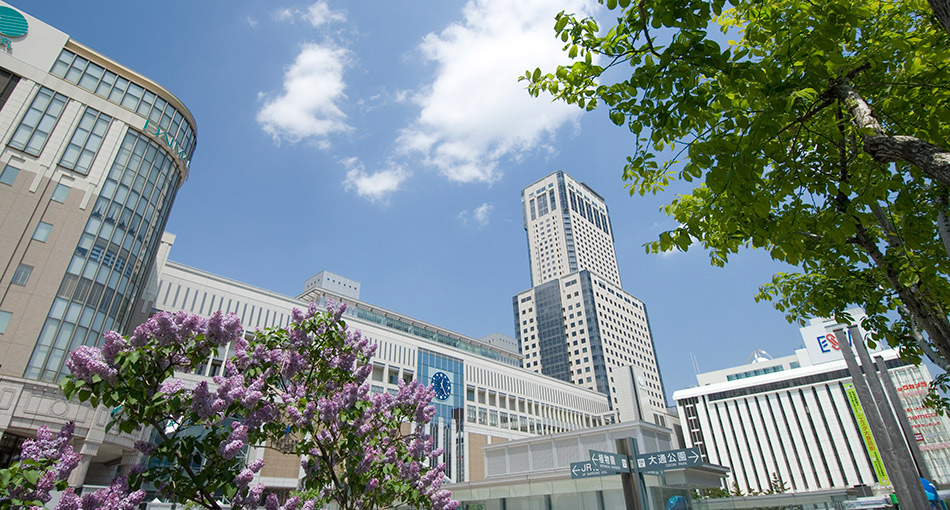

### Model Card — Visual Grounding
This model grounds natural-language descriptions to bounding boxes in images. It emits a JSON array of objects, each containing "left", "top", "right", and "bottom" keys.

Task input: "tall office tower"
[
  {"left": 513, "top": 171, "right": 668, "bottom": 425},
  {"left": 0, "top": 2, "right": 196, "bottom": 483},
  {"left": 523, "top": 172, "right": 621, "bottom": 288}
]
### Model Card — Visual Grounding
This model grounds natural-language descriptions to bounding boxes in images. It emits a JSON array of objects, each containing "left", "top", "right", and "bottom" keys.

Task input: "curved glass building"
[{"left": 0, "top": 2, "right": 195, "bottom": 482}]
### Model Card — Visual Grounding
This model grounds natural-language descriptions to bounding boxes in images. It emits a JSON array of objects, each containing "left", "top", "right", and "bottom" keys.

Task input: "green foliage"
[
  {"left": 524, "top": 0, "right": 950, "bottom": 408},
  {"left": 765, "top": 472, "right": 789, "bottom": 494},
  {"left": 730, "top": 480, "right": 744, "bottom": 497}
]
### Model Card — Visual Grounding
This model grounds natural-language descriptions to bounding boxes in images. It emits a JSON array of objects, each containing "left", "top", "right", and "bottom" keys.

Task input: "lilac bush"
[
  {"left": 62, "top": 302, "right": 459, "bottom": 510},
  {"left": 0, "top": 422, "right": 80, "bottom": 509}
]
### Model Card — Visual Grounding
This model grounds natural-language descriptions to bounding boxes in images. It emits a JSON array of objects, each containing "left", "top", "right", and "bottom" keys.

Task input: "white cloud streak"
[
  {"left": 398, "top": 0, "right": 597, "bottom": 184},
  {"left": 273, "top": 2, "right": 344, "bottom": 27},
  {"left": 459, "top": 202, "right": 494, "bottom": 227},
  {"left": 341, "top": 157, "right": 411, "bottom": 203}
]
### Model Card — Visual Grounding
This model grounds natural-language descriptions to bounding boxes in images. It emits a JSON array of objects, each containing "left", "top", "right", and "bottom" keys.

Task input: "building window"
[
  {"left": 11, "top": 264, "right": 32, "bottom": 286},
  {"left": 0, "top": 165, "right": 18, "bottom": 186},
  {"left": 8, "top": 87, "right": 68, "bottom": 156},
  {"left": 51, "top": 184, "right": 70, "bottom": 203},
  {"left": 50, "top": 49, "right": 197, "bottom": 162},
  {"left": 59, "top": 107, "right": 112, "bottom": 175},
  {"left": 0, "top": 311, "right": 10, "bottom": 334},
  {"left": 0, "top": 67, "right": 21, "bottom": 113},
  {"left": 32, "top": 222, "right": 52, "bottom": 242}
]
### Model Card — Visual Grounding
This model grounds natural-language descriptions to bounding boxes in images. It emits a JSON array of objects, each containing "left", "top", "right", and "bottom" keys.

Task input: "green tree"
[
  {"left": 730, "top": 480, "right": 744, "bottom": 497},
  {"left": 765, "top": 472, "right": 789, "bottom": 494},
  {"left": 523, "top": 0, "right": 950, "bottom": 407}
]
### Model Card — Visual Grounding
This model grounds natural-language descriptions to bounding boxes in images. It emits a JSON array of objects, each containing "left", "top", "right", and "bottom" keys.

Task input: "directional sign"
[
  {"left": 570, "top": 461, "right": 613, "bottom": 479},
  {"left": 589, "top": 449, "right": 632, "bottom": 472},
  {"left": 635, "top": 447, "right": 702, "bottom": 472}
]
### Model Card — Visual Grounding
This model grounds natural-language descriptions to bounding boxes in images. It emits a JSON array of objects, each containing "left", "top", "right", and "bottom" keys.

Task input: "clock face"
[{"left": 431, "top": 371, "right": 452, "bottom": 400}]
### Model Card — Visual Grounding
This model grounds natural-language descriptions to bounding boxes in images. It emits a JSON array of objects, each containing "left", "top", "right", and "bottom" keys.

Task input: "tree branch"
[{"left": 830, "top": 80, "right": 950, "bottom": 187}]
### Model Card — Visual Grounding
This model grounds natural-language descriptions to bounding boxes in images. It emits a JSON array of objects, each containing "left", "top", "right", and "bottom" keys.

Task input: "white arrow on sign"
[
  {"left": 571, "top": 463, "right": 583, "bottom": 477},
  {"left": 688, "top": 450, "right": 701, "bottom": 463}
]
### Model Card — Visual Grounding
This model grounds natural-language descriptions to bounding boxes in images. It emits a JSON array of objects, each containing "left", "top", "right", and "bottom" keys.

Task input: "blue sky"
[{"left": 15, "top": 0, "right": 811, "bottom": 398}]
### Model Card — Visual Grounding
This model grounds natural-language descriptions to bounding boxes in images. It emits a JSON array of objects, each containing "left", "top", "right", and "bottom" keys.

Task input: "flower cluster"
[
  {"left": 55, "top": 476, "right": 146, "bottom": 510},
  {"left": 60, "top": 301, "right": 458, "bottom": 510},
  {"left": 5, "top": 422, "right": 81, "bottom": 506}
]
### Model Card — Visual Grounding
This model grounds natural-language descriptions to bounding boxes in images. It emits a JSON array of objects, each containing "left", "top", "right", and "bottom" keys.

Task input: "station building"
[
  {"left": 0, "top": 2, "right": 196, "bottom": 485},
  {"left": 673, "top": 310, "right": 950, "bottom": 494},
  {"left": 143, "top": 235, "right": 614, "bottom": 485}
]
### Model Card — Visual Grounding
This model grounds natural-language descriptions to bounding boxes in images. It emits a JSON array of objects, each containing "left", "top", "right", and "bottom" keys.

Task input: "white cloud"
[
  {"left": 474, "top": 202, "right": 494, "bottom": 224},
  {"left": 459, "top": 202, "right": 494, "bottom": 227},
  {"left": 305, "top": 1, "right": 346, "bottom": 27},
  {"left": 246, "top": 16, "right": 259, "bottom": 28},
  {"left": 342, "top": 157, "right": 411, "bottom": 202},
  {"left": 397, "top": 0, "right": 597, "bottom": 184},
  {"left": 257, "top": 43, "right": 351, "bottom": 145},
  {"left": 273, "top": 2, "right": 344, "bottom": 26}
]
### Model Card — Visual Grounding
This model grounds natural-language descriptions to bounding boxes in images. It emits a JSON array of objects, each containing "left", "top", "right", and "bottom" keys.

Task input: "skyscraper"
[
  {"left": 513, "top": 171, "right": 667, "bottom": 424},
  {"left": 522, "top": 172, "right": 621, "bottom": 288}
]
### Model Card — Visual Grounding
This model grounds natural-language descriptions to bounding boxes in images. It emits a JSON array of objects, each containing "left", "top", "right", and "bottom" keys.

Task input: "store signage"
[
  {"left": 798, "top": 310, "right": 880, "bottom": 365},
  {"left": 844, "top": 383, "right": 889, "bottom": 485},
  {"left": 143, "top": 119, "right": 190, "bottom": 165},
  {"left": 0, "top": 6, "right": 28, "bottom": 51}
]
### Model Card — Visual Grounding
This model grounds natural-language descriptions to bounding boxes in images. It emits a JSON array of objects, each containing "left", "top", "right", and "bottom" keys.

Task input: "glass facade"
[
  {"left": 25, "top": 129, "right": 181, "bottom": 382},
  {"left": 535, "top": 279, "right": 571, "bottom": 383},
  {"left": 50, "top": 49, "right": 197, "bottom": 164},
  {"left": 418, "top": 349, "right": 464, "bottom": 482},
  {"left": 306, "top": 294, "right": 520, "bottom": 366},
  {"left": 59, "top": 107, "right": 112, "bottom": 175},
  {"left": 8, "top": 87, "right": 67, "bottom": 156},
  {"left": 578, "top": 271, "right": 609, "bottom": 398}
]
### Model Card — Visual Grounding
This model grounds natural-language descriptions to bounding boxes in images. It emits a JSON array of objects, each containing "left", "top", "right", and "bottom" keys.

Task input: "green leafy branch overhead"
[{"left": 523, "top": 0, "right": 950, "bottom": 409}]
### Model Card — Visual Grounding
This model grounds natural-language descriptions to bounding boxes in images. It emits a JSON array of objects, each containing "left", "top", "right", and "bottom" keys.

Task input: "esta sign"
[
  {"left": 0, "top": 6, "right": 28, "bottom": 51},
  {"left": 143, "top": 119, "right": 191, "bottom": 166},
  {"left": 816, "top": 331, "right": 852, "bottom": 354}
]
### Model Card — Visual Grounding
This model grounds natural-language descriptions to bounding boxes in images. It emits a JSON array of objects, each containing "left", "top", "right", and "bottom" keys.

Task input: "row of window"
[
  {"left": 50, "top": 49, "right": 196, "bottom": 162},
  {"left": 7, "top": 86, "right": 113, "bottom": 176},
  {"left": 26, "top": 130, "right": 181, "bottom": 382}
]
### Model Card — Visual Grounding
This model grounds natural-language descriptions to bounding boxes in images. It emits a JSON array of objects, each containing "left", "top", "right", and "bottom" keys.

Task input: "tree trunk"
[
  {"left": 853, "top": 223, "right": 950, "bottom": 368},
  {"left": 929, "top": 0, "right": 950, "bottom": 37}
]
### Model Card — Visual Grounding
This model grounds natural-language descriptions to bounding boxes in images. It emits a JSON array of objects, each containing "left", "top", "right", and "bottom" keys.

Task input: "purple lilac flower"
[
  {"left": 218, "top": 422, "right": 249, "bottom": 460},
  {"left": 205, "top": 311, "right": 242, "bottom": 346},
  {"left": 65, "top": 346, "right": 117, "bottom": 384},
  {"left": 133, "top": 440, "right": 156, "bottom": 455},
  {"left": 158, "top": 378, "right": 184, "bottom": 395},
  {"left": 99, "top": 330, "right": 126, "bottom": 365}
]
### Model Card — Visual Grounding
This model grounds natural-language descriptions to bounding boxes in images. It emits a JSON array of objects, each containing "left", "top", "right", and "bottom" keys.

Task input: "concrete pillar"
[
  {"left": 119, "top": 452, "right": 143, "bottom": 477},
  {"left": 67, "top": 441, "right": 99, "bottom": 487},
  {"left": 875, "top": 355, "right": 933, "bottom": 481}
]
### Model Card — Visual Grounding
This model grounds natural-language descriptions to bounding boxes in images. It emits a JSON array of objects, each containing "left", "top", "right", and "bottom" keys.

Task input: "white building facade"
[
  {"left": 514, "top": 172, "right": 667, "bottom": 424},
  {"left": 146, "top": 241, "right": 613, "bottom": 485},
  {"left": 673, "top": 312, "right": 950, "bottom": 494}
]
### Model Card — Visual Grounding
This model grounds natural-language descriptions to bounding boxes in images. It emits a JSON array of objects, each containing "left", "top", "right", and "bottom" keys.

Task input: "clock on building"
[{"left": 431, "top": 371, "right": 452, "bottom": 400}]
